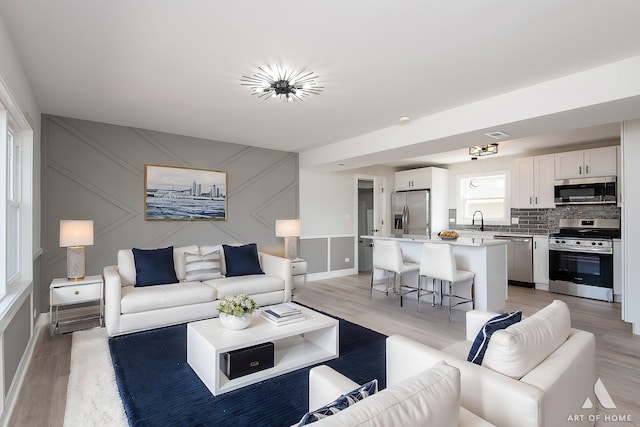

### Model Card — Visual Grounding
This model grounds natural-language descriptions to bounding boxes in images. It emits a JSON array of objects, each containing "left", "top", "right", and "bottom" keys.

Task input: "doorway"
[{"left": 357, "top": 176, "right": 385, "bottom": 273}]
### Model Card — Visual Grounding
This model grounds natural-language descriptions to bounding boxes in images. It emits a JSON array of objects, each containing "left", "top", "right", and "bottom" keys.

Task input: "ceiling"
[
  {"left": 388, "top": 123, "right": 622, "bottom": 168},
  {"left": 1, "top": 1, "right": 640, "bottom": 167}
]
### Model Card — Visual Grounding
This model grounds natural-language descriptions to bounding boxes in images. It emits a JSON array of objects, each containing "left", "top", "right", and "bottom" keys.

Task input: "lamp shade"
[
  {"left": 275, "top": 219, "right": 301, "bottom": 237},
  {"left": 60, "top": 220, "right": 94, "bottom": 247}
]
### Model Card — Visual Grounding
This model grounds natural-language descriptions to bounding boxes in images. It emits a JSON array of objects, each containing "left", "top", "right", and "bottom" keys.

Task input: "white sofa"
[
  {"left": 303, "top": 337, "right": 494, "bottom": 426},
  {"left": 104, "top": 245, "right": 292, "bottom": 336},
  {"left": 387, "top": 301, "right": 597, "bottom": 427}
]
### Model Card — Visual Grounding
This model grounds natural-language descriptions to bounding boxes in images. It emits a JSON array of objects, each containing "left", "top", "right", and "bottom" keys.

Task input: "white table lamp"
[
  {"left": 60, "top": 220, "right": 94, "bottom": 280},
  {"left": 276, "top": 219, "right": 301, "bottom": 259}
]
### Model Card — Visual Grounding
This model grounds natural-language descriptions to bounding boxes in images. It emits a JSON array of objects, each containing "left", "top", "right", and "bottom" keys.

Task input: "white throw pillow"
[
  {"left": 184, "top": 251, "right": 222, "bottom": 281},
  {"left": 200, "top": 245, "right": 226, "bottom": 275},
  {"left": 482, "top": 299, "right": 571, "bottom": 379},
  {"left": 117, "top": 249, "right": 136, "bottom": 286},
  {"left": 173, "top": 245, "right": 199, "bottom": 281}
]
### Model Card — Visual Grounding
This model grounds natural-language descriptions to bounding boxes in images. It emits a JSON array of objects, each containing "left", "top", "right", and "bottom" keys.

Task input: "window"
[
  {"left": 456, "top": 171, "right": 511, "bottom": 226},
  {"left": 1, "top": 86, "right": 33, "bottom": 300},
  {"left": 7, "top": 128, "right": 20, "bottom": 283}
]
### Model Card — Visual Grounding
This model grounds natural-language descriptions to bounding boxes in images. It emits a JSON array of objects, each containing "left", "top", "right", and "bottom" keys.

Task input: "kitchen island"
[{"left": 361, "top": 235, "right": 508, "bottom": 312}]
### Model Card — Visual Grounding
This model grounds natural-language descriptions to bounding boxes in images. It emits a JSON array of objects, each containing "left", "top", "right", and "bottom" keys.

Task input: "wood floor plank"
[{"left": 49, "top": 375, "right": 68, "bottom": 427}]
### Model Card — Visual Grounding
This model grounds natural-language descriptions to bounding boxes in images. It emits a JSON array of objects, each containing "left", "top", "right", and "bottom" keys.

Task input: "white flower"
[{"left": 218, "top": 294, "right": 257, "bottom": 316}]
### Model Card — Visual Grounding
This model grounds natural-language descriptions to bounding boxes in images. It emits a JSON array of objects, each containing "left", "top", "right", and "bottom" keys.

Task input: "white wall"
[
  {"left": 300, "top": 165, "right": 395, "bottom": 237},
  {"left": 0, "top": 10, "right": 41, "bottom": 425},
  {"left": 299, "top": 165, "right": 395, "bottom": 279},
  {"left": 300, "top": 169, "right": 354, "bottom": 236},
  {"left": 621, "top": 120, "right": 640, "bottom": 334},
  {"left": 0, "top": 13, "right": 40, "bottom": 254}
]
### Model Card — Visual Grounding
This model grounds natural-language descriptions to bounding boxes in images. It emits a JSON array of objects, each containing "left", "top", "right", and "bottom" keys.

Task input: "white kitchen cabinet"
[
  {"left": 584, "top": 146, "right": 617, "bottom": 177},
  {"left": 533, "top": 236, "right": 549, "bottom": 289},
  {"left": 393, "top": 167, "right": 449, "bottom": 234},
  {"left": 554, "top": 146, "right": 617, "bottom": 180},
  {"left": 554, "top": 151, "right": 583, "bottom": 180},
  {"left": 394, "top": 168, "right": 431, "bottom": 191},
  {"left": 514, "top": 154, "right": 555, "bottom": 208}
]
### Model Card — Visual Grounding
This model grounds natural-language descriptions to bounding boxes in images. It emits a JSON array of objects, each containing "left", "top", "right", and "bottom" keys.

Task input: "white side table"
[
  {"left": 49, "top": 275, "right": 104, "bottom": 335},
  {"left": 291, "top": 258, "right": 307, "bottom": 292}
]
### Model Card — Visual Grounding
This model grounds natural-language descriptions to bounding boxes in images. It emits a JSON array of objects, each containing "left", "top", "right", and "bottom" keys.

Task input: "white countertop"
[
  {"left": 449, "top": 230, "right": 544, "bottom": 238},
  {"left": 360, "top": 234, "right": 508, "bottom": 247}
]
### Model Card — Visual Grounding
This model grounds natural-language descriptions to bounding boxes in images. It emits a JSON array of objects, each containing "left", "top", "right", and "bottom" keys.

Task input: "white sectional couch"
[{"left": 104, "top": 244, "right": 292, "bottom": 336}]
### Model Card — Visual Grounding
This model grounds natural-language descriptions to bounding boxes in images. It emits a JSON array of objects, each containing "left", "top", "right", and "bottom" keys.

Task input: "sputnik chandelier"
[{"left": 241, "top": 66, "right": 323, "bottom": 102}]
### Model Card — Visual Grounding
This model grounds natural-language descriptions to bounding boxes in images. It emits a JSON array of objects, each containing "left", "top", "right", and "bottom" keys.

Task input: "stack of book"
[{"left": 260, "top": 303, "right": 305, "bottom": 326}]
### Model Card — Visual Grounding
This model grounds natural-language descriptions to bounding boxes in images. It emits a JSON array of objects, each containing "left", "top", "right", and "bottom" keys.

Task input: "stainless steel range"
[{"left": 548, "top": 218, "right": 620, "bottom": 302}]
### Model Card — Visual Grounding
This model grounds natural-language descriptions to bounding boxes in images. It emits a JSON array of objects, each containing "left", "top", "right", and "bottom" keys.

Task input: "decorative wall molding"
[{"left": 41, "top": 115, "right": 298, "bottom": 311}]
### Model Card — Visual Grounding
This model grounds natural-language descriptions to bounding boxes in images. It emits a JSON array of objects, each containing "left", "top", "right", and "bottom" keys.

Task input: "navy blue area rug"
[{"left": 109, "top": 310, "right": 387, "bottom": 427}]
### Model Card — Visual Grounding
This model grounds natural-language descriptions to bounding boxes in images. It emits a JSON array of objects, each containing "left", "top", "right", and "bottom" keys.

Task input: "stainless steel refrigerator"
[{"left": 392, "top": 190, "right": 430, "bottom": 237}]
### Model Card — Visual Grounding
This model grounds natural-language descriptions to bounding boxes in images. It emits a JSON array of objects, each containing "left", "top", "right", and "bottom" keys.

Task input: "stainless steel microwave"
[{"left": 554, "top": 176, "right": 617, "bottom": 205}]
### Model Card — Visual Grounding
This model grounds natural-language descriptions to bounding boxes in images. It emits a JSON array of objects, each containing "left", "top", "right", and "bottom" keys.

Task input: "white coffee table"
[{"left": 187, "top": 303, "right": 339, "bottom": 396}]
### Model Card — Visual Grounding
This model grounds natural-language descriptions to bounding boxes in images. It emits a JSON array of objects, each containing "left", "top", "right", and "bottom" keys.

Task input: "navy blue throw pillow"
[
  {"left": 132, "top": 246, "right": 178, "bottom": 287},
  {"left": 298, "top": 379, "right": 378, "bottom": 425},
  {"left": 467, "top": 311, "right": 522, "bottom": 365},
  {"left": 223, "top": 243, "right": 264, "bottom": 277}
]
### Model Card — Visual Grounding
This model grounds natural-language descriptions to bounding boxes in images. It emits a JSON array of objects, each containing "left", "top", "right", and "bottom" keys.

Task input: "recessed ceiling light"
[
  {"left": 399, "top": 116, "right": 411, "bottom": 124},
  {"left": 485, "top": 131, "right": 511, "bottom": 140}
]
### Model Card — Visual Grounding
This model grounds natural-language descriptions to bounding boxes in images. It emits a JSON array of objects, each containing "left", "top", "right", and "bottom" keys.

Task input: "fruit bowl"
[{"left": 438, "top": 230, "right": 459, "bottom": 240}]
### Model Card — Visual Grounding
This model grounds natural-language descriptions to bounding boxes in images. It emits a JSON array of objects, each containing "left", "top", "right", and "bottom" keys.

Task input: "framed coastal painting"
[{"left": 144, "top": 164, "right": 227, "bottom": 220}]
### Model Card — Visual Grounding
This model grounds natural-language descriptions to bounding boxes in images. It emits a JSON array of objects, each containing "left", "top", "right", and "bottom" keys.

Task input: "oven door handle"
[{"left": 549, "top": 247, "right": 613, "bottom": 255}]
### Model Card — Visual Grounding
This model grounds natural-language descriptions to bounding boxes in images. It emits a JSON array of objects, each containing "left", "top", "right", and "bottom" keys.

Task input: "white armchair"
[{"left": 387, "top": 301, "right": 597, "bottom": 427}]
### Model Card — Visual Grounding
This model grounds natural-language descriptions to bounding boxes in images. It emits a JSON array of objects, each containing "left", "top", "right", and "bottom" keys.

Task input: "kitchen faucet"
[{"left": 472, "top": 210, "right": 484, "bottom": 231}]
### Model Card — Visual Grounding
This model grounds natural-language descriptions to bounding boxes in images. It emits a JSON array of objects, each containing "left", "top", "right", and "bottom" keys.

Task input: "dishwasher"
[{"left": 494, "top": 235, "right": 534, "bottom": 287}]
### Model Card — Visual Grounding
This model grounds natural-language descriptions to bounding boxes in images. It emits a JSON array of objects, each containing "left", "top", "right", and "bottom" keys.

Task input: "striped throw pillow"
[{"left": 184, "top": 251, "right": 222, "bottom": 281}]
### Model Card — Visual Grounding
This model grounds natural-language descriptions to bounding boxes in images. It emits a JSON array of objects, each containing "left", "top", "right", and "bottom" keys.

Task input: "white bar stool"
[
  {"left": 370, "top": 240, "right": 419, "bottom": 307},
  {"left": 419, "top": 242, "right": 475, "bottom": 320},
  {"left": 417, "top": 243, "right": 438, "bottom": 311}
]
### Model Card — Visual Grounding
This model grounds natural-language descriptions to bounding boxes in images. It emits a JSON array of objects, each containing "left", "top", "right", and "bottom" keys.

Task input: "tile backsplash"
[{"left": 449, "top": 204, "right": 621, "bottom": 235}]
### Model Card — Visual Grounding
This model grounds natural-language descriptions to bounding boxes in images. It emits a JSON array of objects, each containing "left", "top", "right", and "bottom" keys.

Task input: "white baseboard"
[
  {"left": 307, "top": 268, "right": 358, "bottom": 282},
  {"left": 0, "top": 313, "right": 47, "bottom": 427}
]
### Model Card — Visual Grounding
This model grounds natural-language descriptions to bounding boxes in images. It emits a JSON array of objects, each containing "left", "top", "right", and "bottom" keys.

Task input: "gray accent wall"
[{"left": 41, "top": 115, "right": 298, "bottom": 311}]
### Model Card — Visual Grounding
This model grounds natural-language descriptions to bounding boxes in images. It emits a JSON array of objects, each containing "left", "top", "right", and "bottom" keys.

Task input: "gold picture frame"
[{"left": 144, "top": 164, "right": 227, "bottom": 220}]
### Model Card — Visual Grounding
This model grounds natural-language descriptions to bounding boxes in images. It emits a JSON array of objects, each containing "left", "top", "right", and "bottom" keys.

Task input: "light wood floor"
[{"left": 9, "top": 273, "right": 640, "bottom": 426}]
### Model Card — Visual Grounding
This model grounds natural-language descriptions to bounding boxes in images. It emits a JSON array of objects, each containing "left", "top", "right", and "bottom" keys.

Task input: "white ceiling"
[
  {"left": 2, "top": 0, "right": 640, "bottom": 166},
  {"left": 388, "top": 123, "right": 622, "bottom": 168}
]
